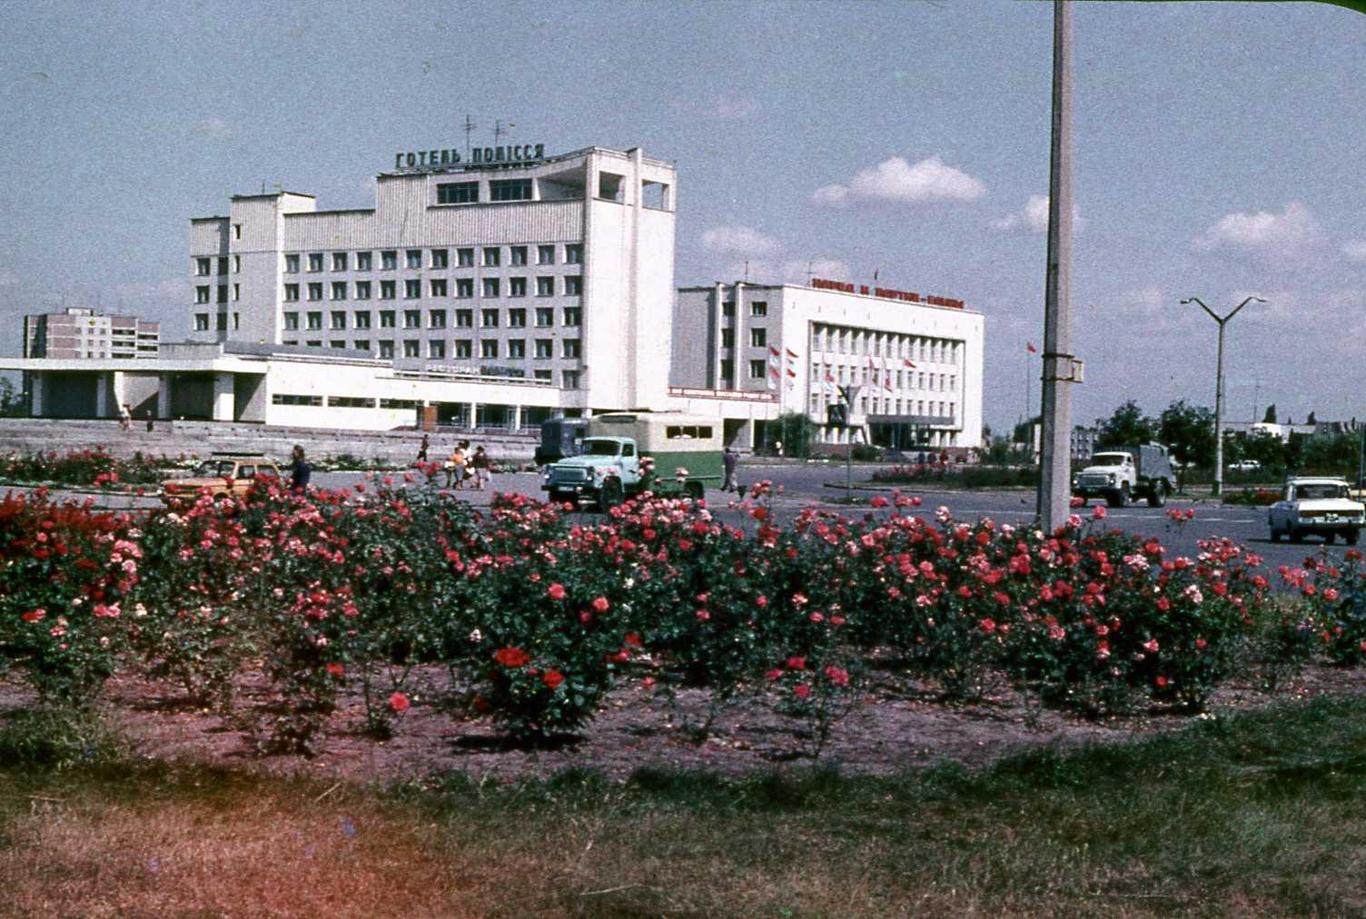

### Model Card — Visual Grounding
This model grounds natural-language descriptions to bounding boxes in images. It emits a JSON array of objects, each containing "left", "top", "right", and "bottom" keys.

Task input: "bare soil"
[{"left": 5, "top": 663, "right": 1365, "bottom": 786}]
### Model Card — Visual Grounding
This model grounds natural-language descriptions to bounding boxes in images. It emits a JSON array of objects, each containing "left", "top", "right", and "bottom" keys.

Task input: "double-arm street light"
[{"left": 1182, "top": 295, "right": 1266, "bottom": 497}]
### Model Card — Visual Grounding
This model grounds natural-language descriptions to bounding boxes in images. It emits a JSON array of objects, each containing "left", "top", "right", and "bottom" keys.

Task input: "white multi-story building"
[
  {"left": 673, "top": 280, "right": 984, "bottom": 451},
  {"left": 23, "top": 308, "right": 159, "bottom": 360},
  {"left": 181, "top": 145, "right": 678, "bottom": 424}
]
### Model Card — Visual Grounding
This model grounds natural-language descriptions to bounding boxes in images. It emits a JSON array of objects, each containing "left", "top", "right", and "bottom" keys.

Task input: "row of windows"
[
  {"left": 813, "top": 365, "right": 958, "bottom": 393},
  {"left": 812, "top": 324, "right": 961, "bottom": 365},
  {"left": 279, "top": 337, "right": 578, "bottom": 360},
  {"left": 272, "top": 363, "right": 579, "bottom": 389},
  {"left": 810, "top": 393, "right": 957, "bottom": 421},
  {"left": 283, "top": 307, "right": 581, "bottom": 331},
  {"left": 193, "top": 312, "right": 240, "bottom": 332},
  {"left": 719, "top": 326, "right": 771, "bottom": 349},
  {"left": 194, "top": 284, "right": 238, "bottom": 304},
  {"left": 282, "top": 244, "right": 581, "bottom": 273},
  {"left": 435, "top": 178, "right": 532, "bottom": 204},
  {"left": 721, "top": 300, "right": 769, "bottom": 318},
  {"left": 282, "top": 275, "right": 582, "bottom": 302},
  {"left": 195, "top": 256, "right": 241, "bottom": 276}
]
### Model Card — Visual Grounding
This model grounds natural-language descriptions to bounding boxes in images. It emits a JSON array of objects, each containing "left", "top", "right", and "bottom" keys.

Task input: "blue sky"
[{"left": 2, "top": 0, "right": 1363, "bottom": 433}]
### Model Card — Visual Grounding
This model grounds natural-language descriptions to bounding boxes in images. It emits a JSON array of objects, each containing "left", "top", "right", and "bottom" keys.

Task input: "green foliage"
[
  {"left": 0, "top": 448, "right": 166, "bottom": 488},
  {"left": 1096, "top": 400, "right": 1156, "bottom": 448},
  {"left": 773, "top": 411, "right": 818, "bottom": 458},
  {"left": 0, "top": 706, "right": 121, "bottom": 769},
  {"left": 1159, "top": 400, "right": 1215, "bottom": 469}
]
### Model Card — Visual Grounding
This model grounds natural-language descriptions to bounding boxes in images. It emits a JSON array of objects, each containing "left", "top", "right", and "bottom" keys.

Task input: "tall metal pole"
[
  {"left": 1037, "top": 0, "right": 1075, "bottom": 532},
  {"left": 1182, "top": 296, "right": 1263, "bottom": 498}
]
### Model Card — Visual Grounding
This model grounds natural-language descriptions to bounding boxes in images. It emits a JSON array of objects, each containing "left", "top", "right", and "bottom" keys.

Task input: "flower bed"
[
  {"left": 0, "top": 448, "right": 167, "bottom": 488},
  {"left": 0, "top": 478, "right": 1354, "bottom": 759}
]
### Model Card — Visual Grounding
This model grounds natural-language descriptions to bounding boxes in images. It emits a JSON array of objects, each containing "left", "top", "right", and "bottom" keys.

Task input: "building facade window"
[
  {"left": 457, "top": 247, "right": 474, "bottom": 267},
  {"left": 330, "top": 311, "right": 346, "bottom": 330},
  {"left": 481, "top": 308, "right": 499, "bottom": 328},
  {"left": 355, "top": 251, "right": 372, "bottom": 271},
  {"left": 721, "top": 328, "right": 733, "bottom": 348},
  {"left": 489, "top": 178, "right": 532, "bottom": 201},
  {"left": 751, "top": 301, "right": 768, "bottom": 317},
  {"left": 535, "top": 338, "right": 553, "bottom": 358},
  {"left": 403, "top": 340, "right": 420, "bottom": 358},
  {"left": 196, "top": 257, "right": 211, "bottom": 276},
  {"left": 354, "top": 311, "right": 371, "bottom": 330},
  {"left": 381, "top": 250, "right": 397, "bottom": 270},
  {"left": 454, "top": 339, "right": 472, "bottom": 358},
  {"left": 430, "top": 248, "right": 449, "bottom": 269},
  {"left": 307, "top": 312, "right": 323, "bottom": 330},
  {"left": 283, "top": 312, "right": 299, "bottom": 331},
  {"left": 455, "top": 309, "right": 473, "bottom": 328},
  {"left": 564, "top": 275, "right": 583, "bottom": 296},
  {"left": 508, "top": 308, "right": 527, "bottom": 327},
  {"left": 284, "top": 254, "right": 300, "bottom": 273},
  {"left": 379, "top": 340, "right": 394, "bottom": 359},
  {"left": 536, "top": 276, "right": 555, "bottom": 297},
  {"left": 562, "top": 370, "right": 580, "bottom": 389},
  {"left": 537, "top": 244, "right": 555, "bottom": 265},
  {"left": 562, "top": 339, "right": 581, "bottom": 359},
  {"left": 455, "top": 278, "right": 474, "bottom": 298},
  {"left": 403, "top": 309, "right": 420, "bottom": 329},
  {"left": 428, "top": 309, "right": 447, "bottom": 329},
  {"left": 404, "top": 279, "right": 421, "bottom": 299},
  {"left": 509, "top": 277, "right": 527, "bottom": 297},
  {"left": 750, "top": 327, "right": 766, "bottom": 348},
  {"left": 482, "top": 247, "right": 501, "bottom": 267},
  {"left": 307, "top": 283, "right": 323, "bottom": 301},
  {"left": 430, "top": 278, "right": 447, "bottom": 297},
  {"left": 436, "top": 181, "right": 479, "bottom": 204},
  {"left": 564, "top": 243, "right": 583, "bottom": 264},
  {"left": 196, "top": 286, "right": 210, "bottom": 304},
  {"left": 535, "top": 307, "right": 554, "bottom": 327},
  {"left": 332, "top": 252, "right": 348, "bottom": 271},
  {"left": 217, "top": 256, "right": 229, "bottom": 275},
  {"left": 510, "top": 245, "right": 528, "bottom": 266},
  {"left": 481, "top": 339, "right": 499, "bottom": 358},
  {"left": 331, "top": 282, "right": 347, "bottom": 300},
  {"left": 353, "top": 340, "right": 369, "bottom": 352},
  {"left": 284, "top": 284, "right": 300, "bottom": 302},
  {"left": 562, "top": 307, "right": 581, "bottom": 326},
  {"left": 379, "top": 310, "right": 396, "bottom": 328},
  {"left": 405, "top": 249, "right": 422, "bottom": 269},
  {"left": 482, "top": 278, "right": 500, "bottom": 298},
  {"left": 380, "top": 280, "right": 396, "bottom": 300},
  {"left": 508, "top": 339, "right": 526, "bottom": 359},
  {"left": 749, "top": 359, "right": 766, "bottom": 380},
  {"left": 428, "top": 340, "right": 445, "bottom": 359},
  {"left": 355, "top": 281, "right": 372, "bottom": 300},
  {"left": 308, "top": 253, "right": 324, "bottom": 272}
]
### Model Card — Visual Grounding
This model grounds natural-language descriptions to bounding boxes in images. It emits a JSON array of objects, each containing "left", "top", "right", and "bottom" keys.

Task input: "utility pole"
[
  {"left": 1182, "top": 296, "right": 1265, "bottom": 497},
  {"left": 840, "top": 384, "right": 862, "bottom": 502},
  {"left": 1037, "top": 0, "right": 1077, "bottom": 532}
]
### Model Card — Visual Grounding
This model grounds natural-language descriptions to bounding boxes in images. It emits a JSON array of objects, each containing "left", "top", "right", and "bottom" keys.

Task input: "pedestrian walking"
[
  {"left": 444, "top": 442, "right": 467, "bottom": 489},
  {"left": 471, "top": 445, "right": 492, "bottom": 491},
  {"left": 415, "top": 434, "right": 430, "bottom": 464},
  {"left": 289, "top": 445, "right": 312, "bottom": 494},
  {"left": 722, "top": 446, "right": 739, "bottom": 492},
  {"left": 118, "top": 402, "right": 132, "bottom": 432}
]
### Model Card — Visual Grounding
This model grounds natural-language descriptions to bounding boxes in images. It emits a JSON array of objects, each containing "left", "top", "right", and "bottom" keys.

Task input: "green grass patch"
[{"left": 5, "top": 697, "right": 1366, "bottom": 916}]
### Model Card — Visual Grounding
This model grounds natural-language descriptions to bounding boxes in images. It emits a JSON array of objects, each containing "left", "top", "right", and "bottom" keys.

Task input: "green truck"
[{"left": 541, "top": 412, "right": 724, "bottom": 508}]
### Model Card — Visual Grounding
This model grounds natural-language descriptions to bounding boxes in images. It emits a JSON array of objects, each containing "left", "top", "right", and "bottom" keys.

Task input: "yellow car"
[{"left": 161, "top": 454, "right": 282, "bottom": 502}]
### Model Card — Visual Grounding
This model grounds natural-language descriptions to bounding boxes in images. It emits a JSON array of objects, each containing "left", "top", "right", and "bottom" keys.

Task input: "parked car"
[
  {"left": 1228, "top": 460, "right": 1262, "bottom": 472},
  {"left": 161, "top": 454, "right": 281, "bottom": 503},
  {"left": 1268, "top": 477, "right": 1365, "bottom": 544}
]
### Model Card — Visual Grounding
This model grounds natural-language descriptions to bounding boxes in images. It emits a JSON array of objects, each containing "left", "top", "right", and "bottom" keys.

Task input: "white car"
[
  {"left": 1228, "top": 460, "right": 1261, "bottom": 472},
  {"left": 1268, "top": 477, "right": 1365, "bottom": 545}
]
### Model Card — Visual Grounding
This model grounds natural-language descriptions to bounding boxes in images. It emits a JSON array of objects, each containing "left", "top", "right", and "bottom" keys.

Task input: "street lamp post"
[{"left": 1182, "top": 296, "right": 1265, "bottom": 497}]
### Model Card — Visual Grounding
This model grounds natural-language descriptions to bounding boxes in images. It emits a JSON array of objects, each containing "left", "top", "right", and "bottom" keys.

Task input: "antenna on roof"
[
  {"left": 806, "top": 261, "right": 814, "bottom": 284},
  {"left": 744, "top": 260, "right": 750, "bottom": 282},
  {"left": 463, "top": 114, "right": 477, "bottom": 160},
  {"left": 494, "top": 119, "right": 516, "bottom": 145}
]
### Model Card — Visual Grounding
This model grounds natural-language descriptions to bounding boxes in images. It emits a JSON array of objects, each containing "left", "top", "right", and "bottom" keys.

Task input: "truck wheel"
[
  {"left": 1108, "top": 485, "right": 1129, "bottom": 509},
  {"left": 1146, "top": 481, "right": 1167, "bottom": 508},
  {"left": 1347, "top": 529, "right": 1361, "bottom": 546},
  {"left": 548, "top": 490, "right": 573, "bottom": 508},
  {"left": 684, "top": 480, "right": 704, "bottom": 501},
  {"left": 1290, "top": 528, "right": 1304, "bottom": 544},
  {"left": 1269, "top": 526, "right": 1282, "bottom": 543},
  {"left": 599, "top": 478, "right": 624, "bottom": 510}
]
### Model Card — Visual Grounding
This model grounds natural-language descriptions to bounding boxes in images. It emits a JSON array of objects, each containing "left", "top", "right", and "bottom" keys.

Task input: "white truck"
[{"left": 1072, "top": 444, "right": 1174, "bottom": 508}]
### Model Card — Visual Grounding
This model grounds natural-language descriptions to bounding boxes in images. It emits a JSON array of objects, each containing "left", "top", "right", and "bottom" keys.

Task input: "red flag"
[
  {"left": 769, "top": 346, "right": 781, "bottom": 357},
  {"left": 903, "top": 358, "right": 916, "bottom": 368},
  {"left": 769, "top": 366, "right": 780, "bottom": 377},
  {"left": 1026, "top": 342, "right": 1038, "bottom": 354},
  {"left": 785, "top": 348, "right": 798, "bottom": 359},
  {"left": 824, "top": 371, "right": 835, "bottom": 382},
  {"left": 786, "top": 368, "right": 796, "bottom": 378}
]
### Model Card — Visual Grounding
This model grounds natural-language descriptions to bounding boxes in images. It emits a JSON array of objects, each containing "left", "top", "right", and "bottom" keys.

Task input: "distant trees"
[
  {"left": 1096, "top": 401, "right": 1156, "bottom": 448},
  {"left": 1263, "top": 404, "right": 1278, "bottom": 424},
  {"left": 1159, "top": 401, "right": 1215, "bottom": 470},
  {"left": 0, "top": 378, "right": 26, "bottom": 418}
]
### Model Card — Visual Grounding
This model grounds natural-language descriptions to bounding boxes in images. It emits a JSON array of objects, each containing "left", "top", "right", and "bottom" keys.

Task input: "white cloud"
[
  {"left": 708, "top": 94, "right": 758, "bottom": 120},
  {"left": 197, "top": 117, "right": 233, "bottom": 140},
  {"left": 813, "top": 155, "right": 986, "bottom": 207},
  {"left": 990, "top": 194, "right": 1051, "bottom": 233},
  {"left": 1342, "top": 239, "right": 1366, "bottom": 264},
  {"left": 701, "top": 224, "right": 780, "bottom": 257},
  {"left": 1194, "top": 201, "right": 1321, "bottom": 260}
]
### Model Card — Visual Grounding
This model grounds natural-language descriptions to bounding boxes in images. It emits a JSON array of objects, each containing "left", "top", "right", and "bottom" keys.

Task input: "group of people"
[
  {"left": 414, "top": 434, "right": 492, "bottom": 490},
  {"left": 118, "top": 402, "right": 154, "bottom": 432}
]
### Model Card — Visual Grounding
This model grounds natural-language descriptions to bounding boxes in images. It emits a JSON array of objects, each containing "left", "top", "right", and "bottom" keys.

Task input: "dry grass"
[{"left": 4, "top": 697, "right": 1366, "bottom": 917}]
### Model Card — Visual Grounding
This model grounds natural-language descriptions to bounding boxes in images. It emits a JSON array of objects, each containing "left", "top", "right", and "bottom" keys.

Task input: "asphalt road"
[{"left": 7, "top": 461, "right": 1339, "bottom": 575}]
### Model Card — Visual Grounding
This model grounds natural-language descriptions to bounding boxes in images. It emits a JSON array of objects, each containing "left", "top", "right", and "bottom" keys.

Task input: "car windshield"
[
  {"left": 1297, "top": 484, "right": 1349, "bottom": 500},
  {"left": 1092, "top": 453, "right": 1129, "bottom": 465},
  {"left": 584, "top": 440, "right": 621, "bottom": 456},
  {"left": 191, "top": 460, "right": 237, "bottom": 478}
]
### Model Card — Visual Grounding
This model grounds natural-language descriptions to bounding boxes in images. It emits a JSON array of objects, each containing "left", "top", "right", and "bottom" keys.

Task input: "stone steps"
[{"left": 0, "top": 419, "right": 539, "bottom": 464}]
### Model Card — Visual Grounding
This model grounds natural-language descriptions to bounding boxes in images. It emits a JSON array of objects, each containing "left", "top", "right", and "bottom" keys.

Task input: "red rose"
[
  {"left": 494, "top": 646, "right": 531, "bottom": 668},
  {"left": 786, "top": 656, "right": 806, "bottom": 671},
  {"left": 547, "top": 583, "right": 566, "bottom": 600},
  {"left": 21, "top": 609, "right": 45, "bottom": 623},
  {"left": 793, "top": 684, "right": 812, "bottom": 700},
  {"left": 388, "top": 691, "right": 410, "bottom": 713},
  {"left": 325, "top": 662, "right": 345, "bottom": 678},
  {"left": 591, "top": 596, "right": 610, "bottom": 613},
  {"left": 542, "top": 669, "right": 564, "bottom": 690}
]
